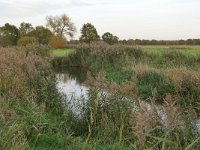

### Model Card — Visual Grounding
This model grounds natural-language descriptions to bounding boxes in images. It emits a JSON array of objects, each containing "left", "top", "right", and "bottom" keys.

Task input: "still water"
[
  {"left": 55, "top": 68, "right": 200, "bottom": 133},
  {"left": 55, "top": 67, "right": 89, "bottom": 115},
  {"left": 56, "top": 67, "right": 89, "bottom": 98},
  {"left": 56, "top": 73, "right": 89, "bottom": 100}
]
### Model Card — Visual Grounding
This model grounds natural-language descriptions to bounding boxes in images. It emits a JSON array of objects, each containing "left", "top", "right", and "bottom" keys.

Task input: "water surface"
[{"left": 55, "top": 68, "right": 200, "bottom": 133}]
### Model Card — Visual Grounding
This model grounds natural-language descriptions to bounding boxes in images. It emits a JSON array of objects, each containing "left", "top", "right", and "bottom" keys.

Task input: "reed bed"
[{"left": 1, "top": 44, "right": 200, "bottom": 149}]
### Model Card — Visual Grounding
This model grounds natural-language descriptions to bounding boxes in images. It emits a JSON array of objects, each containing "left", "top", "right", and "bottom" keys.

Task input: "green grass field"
[
  {"left": 51, "top": 49, "right": 75, "bottom": 57},
  {"left": 141, "top": 45, "right": 200, "bottom": 57},
  {"left": 51, "top": 46, "right": 200, "bottom": 57}
]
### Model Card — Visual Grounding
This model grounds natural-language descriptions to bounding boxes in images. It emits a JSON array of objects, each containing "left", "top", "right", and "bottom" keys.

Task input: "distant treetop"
[
  {"left": 80, "top": 23, "right": 100, "bottom": 44},
  {"left": 46, "top": 14, "right": 76, "bottom": 39}
]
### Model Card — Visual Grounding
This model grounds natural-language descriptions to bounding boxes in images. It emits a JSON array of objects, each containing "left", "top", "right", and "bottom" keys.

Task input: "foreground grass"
[
  {"left": 51, "top": 48, "right": 75, "bottom": 57},
  {"left": 1, "top": 46, "right": 200, "bottom": 149},
  {"left": 0, "top": 48, "right": 136, "bottom": 149}
]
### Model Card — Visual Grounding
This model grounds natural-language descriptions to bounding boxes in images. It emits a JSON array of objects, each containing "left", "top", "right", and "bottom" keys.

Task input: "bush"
[
  {"left": 165, "top": 68, "right": 200, "bottom": 105},
  {"left": 21, "top": 44, "right": 50, "bottom": 57},
  {"left": 17, "top": 36, "right": 38, "bottom": 46},
  {"left": 49, "top": 36, "right": 67, "bottom": 49}
]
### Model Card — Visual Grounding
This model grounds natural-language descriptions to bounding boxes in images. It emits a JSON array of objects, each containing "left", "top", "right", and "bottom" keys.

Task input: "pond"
[
  {"left": 55, "top": 67, "right": 200, "bottom": 133},
  {"left": 56, "top": 73, "right": 89, "bottom": 100}
]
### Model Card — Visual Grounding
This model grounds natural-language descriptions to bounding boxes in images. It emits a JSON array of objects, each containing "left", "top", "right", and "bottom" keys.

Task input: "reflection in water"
[
  {"left": 54, "top": 66, "right": 88, "bottom": 84},
  {"left": 62, "top": 74, "right": 69, "bottom": 83},
  {"left": 56, "top": 73, "right": 89, "bottom": 116},
  {"left": 55, "top": 68, "right": 200, "bottom": 132},
  {"left": 56, "top": 73, "right": 89, "bottom": 99},
  {"left": 196, "top": 119, "right": 200, "bottom": 133}
]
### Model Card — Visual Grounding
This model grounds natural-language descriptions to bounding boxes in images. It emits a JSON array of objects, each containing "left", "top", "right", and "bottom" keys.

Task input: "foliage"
[
  {"left": 46, "top": 14, "right": 76, "bottom": 38},
  {"left": 19, "top": 22, "right": 34, "bottom": 37},
  {"left": 63, "top": 43, "right": 200, "bottom": 105},
  {"left": 0, "top": 48, "right": 65, "bottom": 149},
  {"left": 1, "top": 45, "right": 200, "bottom": 149},
  {"left": 0, "top": 23, "right": 19, "bottom": 46},
  {"left": 80, "top": 23, "right": 100, "bottom": 44},
  {"left": 119, "top": 38, "right": 200, "bottom": 45},
  {"left": 102, "top": 32, "right": 119, "bottom": 45},
  {"left": 0, "top": 48, "right": 136, "bottom": 150},
  {"left": 17, "top": 36, "right": 38, "bottom": 46},
  {"left": 49, "top": 35, "right": 67, "bottom": 49},
  {"left": 30, "top": 26, "right": 53, "bottom": 45}
]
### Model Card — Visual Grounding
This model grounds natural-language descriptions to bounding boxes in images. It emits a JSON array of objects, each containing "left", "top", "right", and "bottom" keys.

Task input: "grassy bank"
[
  {"left": 1, "top": 45, "right": 200, "bottom": 149},
  {"left": 0, "top": 48, "right": 137, "bottom": 149},
  {"left": 50, "top": 43, "right": 200, "bottom": 148},
  {"left": 0, "top": 48, "right": 72, "bottom": 149},
  {"left": 62, "top": 43, "right": 200, "bottom": 106}
]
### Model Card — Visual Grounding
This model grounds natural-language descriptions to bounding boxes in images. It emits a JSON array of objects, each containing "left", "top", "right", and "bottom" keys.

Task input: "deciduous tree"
[
  {"left": 17, "top": 36, "right": 38, "bottom": 46},
  {"left": 19, "top": 22, "right": 34, "bottom": 37},
  {"left": 30, "top": 26, "right": 52, "bottom": 45},
  {"left": 102, "top": 32, "right": 118, "bottom": 45},
  {"left": 0, "top": 23, "right": 19, "bottom": 46},
  {"left": 46, "top": 14, "right": 76, "bottom": 39},
  {"left": 80, "top": 23, "right": 100, "bottom": 46}
]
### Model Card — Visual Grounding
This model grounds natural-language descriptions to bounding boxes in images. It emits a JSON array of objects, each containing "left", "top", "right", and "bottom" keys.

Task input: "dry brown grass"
[
  {"left": 163, "top": 94, "right": 184, "bottom": 130},
  {"left": 86, "top": 70, "right": 137, "bottom": 98},
  {"left": 132, "top": 64, "right": 155, "bottom": 80},
  {"left": 109, "top": 81, "right": 137, "bottom": 98},
  {"left": 130, "top": 90, "right": 188, "bottom": 146},
  {"left": 165, "top": 67, "right": 200, "bottom": 93},
  {"left": 0, "top": 48, "right": 49, "bottom": 99},
  {"left": 0, "top": 48, "right": 57, "bottom": 150},
  {"left": 130, "top": 89, "right": 161, "bottom": 145}
]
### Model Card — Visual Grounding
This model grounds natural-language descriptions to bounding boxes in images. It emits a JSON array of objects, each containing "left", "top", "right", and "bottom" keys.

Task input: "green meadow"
[
  {"left": 141, "top": 45, "right": 200, "bottom": 57},
  {"left": 51, "top": 48, "right": 75, "bottom": 57}
]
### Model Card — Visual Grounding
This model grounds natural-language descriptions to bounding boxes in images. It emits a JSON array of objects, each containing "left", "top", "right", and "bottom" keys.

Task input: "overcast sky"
[{"left": 1, "top": 0, "right": 200, "bottom": 40}]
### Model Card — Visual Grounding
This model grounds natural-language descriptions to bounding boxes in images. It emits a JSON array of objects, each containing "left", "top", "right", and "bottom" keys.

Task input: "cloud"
[
  {"left": 0, "top": 0, "right": 93, "bottom": 18},
  {"left": 1, "top": 0, "right": 200, "bottom": 39}
]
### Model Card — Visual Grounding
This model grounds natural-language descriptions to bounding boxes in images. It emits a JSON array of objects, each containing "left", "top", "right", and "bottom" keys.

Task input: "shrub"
[
  {"left": 49, "top": 36, "right": 67, "bottom": 49},
  {"left": 21, "top": 44, "right": 50, "bottom": 57},
  {"left": 165, "top": 67, "right": 200, "bottom": 105},
  {"left": 17, "top": 36, "right": 38, "bottom": 46}
]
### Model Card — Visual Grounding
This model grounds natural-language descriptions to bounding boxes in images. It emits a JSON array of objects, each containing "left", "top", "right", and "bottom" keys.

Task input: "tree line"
[
  {"left": 0, "top": 14, "right": 77, "bottom": 48},
  {"left": 0, "top": 14, "right": 200, "bottom": 48},
  {"left": 118, "top": 39, "right": 200, "bottom": 45}
]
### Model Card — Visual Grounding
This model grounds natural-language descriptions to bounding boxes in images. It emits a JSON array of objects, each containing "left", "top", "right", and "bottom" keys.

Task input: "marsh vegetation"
[
  {"left": 0, "top": 40, "right": 200, "bottom": 150},
  {"left": 1, "top": 14, "right": 200, "bottom": 149}
]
